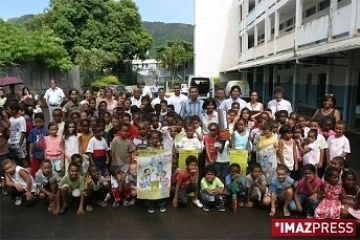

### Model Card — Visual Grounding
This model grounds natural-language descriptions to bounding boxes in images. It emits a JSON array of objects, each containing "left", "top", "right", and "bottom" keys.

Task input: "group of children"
[{"left": 0, "top": 90, "right": 359, "bottom": 224}]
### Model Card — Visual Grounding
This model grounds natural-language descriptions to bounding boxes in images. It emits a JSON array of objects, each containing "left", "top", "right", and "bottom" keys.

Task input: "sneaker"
[
  {"left": 148, "top": 207, "right": 155, "bottom": 214},
  {"left": 14, "top": 197, "right": 22, "bottom": 206},
  {"left": 97, "top": 201, "right": 108, "bottom": 208},
  {"left": 2, "top": 188, "right": 8, "bottom": 196},
  {"left": 129, "top": 199, "right": 135, "bottom": 205},
  {"left": 112, "top": 201, "right": 120, "bottom": 209},
  {"left": 217, "top": 202, "right": 226, "bottom": 212},
  {"left": 202, "top": 206, "right": 209, "bottom": 212},
  {"left": 59, "top": 205, "right": 68, "bottom": 215},
  {"left": 123, "top": 199, "right": 130, "bottom": 207},
  {"left": 160, "top": 206, "right": 166, "bottom": 213},
  {"left": 306, "top": 214, "right": 314, "bottom": 219},
  {"left": 192, "top": 199, "right": 203, "bottom": 208},
  {"left": 86, "top": 205, "right": 93, "bottom": 212},
  {"left": 104, "top": 193, "right": 111, "bottom": 202}
]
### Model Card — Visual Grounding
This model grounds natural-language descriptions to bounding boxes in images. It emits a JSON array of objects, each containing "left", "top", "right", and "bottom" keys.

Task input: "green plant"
[{"left": 91, "top": 75, "right": 122, "bottom": 90}]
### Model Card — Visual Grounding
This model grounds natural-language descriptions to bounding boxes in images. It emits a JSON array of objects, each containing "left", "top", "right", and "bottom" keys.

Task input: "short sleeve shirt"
[
  {"left": 327, "top": 135, "right": 351, "bottom": 161},
  {"left": 59, "top": 175, "right": 86, "bottom": 192},
  {"left": 245, "top": 174, "right": 267, "bottom": 188},
  {"left": 110, "top": 137, "right": 135, "bottom": 172},
  {"left": 200, "top": 177, "right": 224, "bottom": 192},
  {"left": 89, "top": 176, "right": 108, "bottom": 191},
  {"left": 298, "top": 177, "right": 322, "bottom": 195},
  {"left": 35, "top": 169, "right": 61, "bottom": 186},
  {"left": 176, "top": 169, "right": 191, "bottom": 188},
  {"left": 270, "top": 176, "right": 294, "bottom": 194},
  {"left": 27, "top": 126, "right": 49, "bottom": 159},
  {"left": 8, "top": 116, "right": 26, "bottom": 144}
]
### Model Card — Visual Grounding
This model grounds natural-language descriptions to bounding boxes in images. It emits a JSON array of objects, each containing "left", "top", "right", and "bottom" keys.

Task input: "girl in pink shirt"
[
  {"left": 204, "top": 123, "right": 219, "bottom": 165},
  {"left": 44, "top": 122, "right": 64, "bottom": 174}
]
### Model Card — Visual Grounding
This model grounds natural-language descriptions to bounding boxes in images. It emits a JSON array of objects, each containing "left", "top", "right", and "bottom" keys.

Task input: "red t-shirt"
[
  {"left": 127, "top": 125, "right": 138, "bottom": 141},
  {"left": 204, "top": 135, "right": 218, "bottom": 162},
  {"left": 298, "top": 177, "right": 322, "bottom": 195},
  {"left": 176, "top": 169, "right": 191, "bottom": 188}
]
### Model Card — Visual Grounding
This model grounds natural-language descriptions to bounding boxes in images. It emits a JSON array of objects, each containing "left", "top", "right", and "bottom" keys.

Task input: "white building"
[{"left": 195, "top": 0, "right": 360, "bottom": 128}]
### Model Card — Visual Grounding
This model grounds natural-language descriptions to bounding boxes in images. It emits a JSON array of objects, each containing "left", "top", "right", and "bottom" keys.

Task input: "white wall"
[{"left": 194, "top": 0, "right": 239, "bottom": 78}]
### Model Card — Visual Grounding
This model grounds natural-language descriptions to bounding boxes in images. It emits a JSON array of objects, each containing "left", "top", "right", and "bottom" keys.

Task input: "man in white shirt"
[
  {"left": 151, "top": 88, "right": 168, "bottom": 108},
  {"left": 131, "top": 88, "right": 142, "bottom": 108},
  {"left": 219, "top": 85, "right": 247, "bottom": 111},
  {"left": 43, "top": 79, "right": 65, "bottom": 122},
  {"left": 267, "top": 87, "right": 293, "bottom": 115},
  {"left": 168, "top": 83, "right": 188, "bottom": 114},
  {"left": 139, "top": 81, "right": 152, "bottom": 99}
]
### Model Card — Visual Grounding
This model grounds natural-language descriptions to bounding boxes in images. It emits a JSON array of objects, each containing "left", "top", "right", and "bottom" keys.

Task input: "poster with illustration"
[
  {"left": 137, "top": 149, "right": 173, "bottom": 200},
  {"left": 178, "top": 150, "right": 199, "bottom": 169},
  {"left": 229, "top": 150, "right": 248, "bottom": 177}
]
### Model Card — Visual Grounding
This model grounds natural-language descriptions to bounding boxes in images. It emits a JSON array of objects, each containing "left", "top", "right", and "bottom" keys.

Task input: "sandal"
[
  {"left": 238, "top": 202, "right": 245, "bottom": 207},
  {"left": 283, "top": 208, "right": 291, "bottom": 217}
]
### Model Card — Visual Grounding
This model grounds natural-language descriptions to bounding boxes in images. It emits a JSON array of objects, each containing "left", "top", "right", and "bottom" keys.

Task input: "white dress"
[
  {"left": 64, "top": 135, "right": 80, "bottom": 169},
  {"left": 246, "top": 102, "right": 262, "bottom": 111}
]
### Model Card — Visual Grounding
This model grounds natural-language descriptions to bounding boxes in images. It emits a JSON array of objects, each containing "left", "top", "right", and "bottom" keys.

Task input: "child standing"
[
  {"left": 148, "top": 130, "right": 163, "bottom": 150},
  {"left": 232, "top": 118, "right": 250, "bottom": 151},
  {"left": 327, "top": 121, "right": 351, "bottom": 167},
  {"left": 124, "top": 163, "right": 137, "bottom": 206},
  {"left": 0, "top": 112, "right": 10, "bottom": 195},
  {"left": 133, "top": 122, "right": 149, "bottom": 150},
  {"left": 52, "top": 109, "right": 65, "bottom": 135},
  {"left": 85, "top": 166, "right": 109, "bottom": 212},
  {"left": 109, "top": 166, "right": 127, "bottom": 208},
  {"left": 64, "top": 121, "right": 80, "bottom": 170},
  {"left": 28, "top": 113, "right": 49, "bottom": 176},
  {"left": 214, "top": 139, "right": 230, "bottom": 181},
  {"left": 44, "top": 122, "right": 64, "bottom": 175},
  {"left": 6, "top": 102, "right": 28, "bottom": 171},
  {"left": 110, "top": 123, "right": 136, "bottom": 173},
  {"left": 269, "top": 165, "right": 294, "bottom": 217},
  {"left": 277, "top": 125, "right": 298, "bottom": 173},
  {"left": 53, "top": 163, "right": 86, "bottom": 215},
  {"left": 86, "top": 125, "right": 110, "bottom": 176},
  {"left": 200, "top": 165, "right": 225, "bottom": 212},
  {"left": 35, "top": 160, "right": 61, "bottom": 212},
  {"left": 204, "top": 123, "right": 219, "bottom": 165},
  {"left": 319, "top": 117, "right": 335, "bottom": 140},
  {"left": 79, "top": 119, "right": 92, "bottom": 171},
  {"left": 108, "top": 116, "right": 120, "bottom": 142},
  {"left": 2, "top": 159, "right": 37, "bottom": 206},
  {"left": 225, "top": 163, "right": 246, "bottom": 211},
  {"left": 103, "top": 112, "right": 113, "bottom": 133},
  {"left": 245, "top": 163, "right": 270, "bottom": 208},
  {"left": 315, "top": 167, "right": 345, "bottom": 219},
  {"left": 176, "top": 125, "right": 202, "bottom": 151},
  {"left": 297, "top": 129, "right": 318, "bottom": 167}
]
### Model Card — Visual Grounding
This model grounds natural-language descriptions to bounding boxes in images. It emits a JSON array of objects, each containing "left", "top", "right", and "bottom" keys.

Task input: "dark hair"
[
  {"left": 48, "top": 122, "right": 58, "bottom": 130},
  {"left": 81, "top": 119, "right": 90, "bottom": 126},
  {"left": 1, "top": 158, "right": 14, "bottom": 168},
  {"left": 64, "top": 120, "right": 77, "bottom": 139},
  {"left": 326, "top": 167, "right": 340, "bottom": 179},
  {"left": 322, "top": 95, "right": 337, "bottom": 107},
  {"left": 189, "top": 86, "right": 199, "bottom": 92},
  {"left": 160, "top": 100, "right": 168, "bottom": 105},
  {"left": 273, "top": 86, "right": 285, "bottom": 95},
  {"left": 279, "top": 125, "right": 292, "bottom": 137},
  {"left": 34, "top": 112, "right": 45, "bottom": 121},
  {"left": 130, "top": 105, "right": 140, "bottom": 114},
  {"left": 231, "top": 102, "right": 240, "bottom": 108},
  {"left": 262, "top": 121, "right": 273, "bottom": 131},
  {"left": 202, "top": 98, "right": 217, "bottom": 110},
  {"left": 332, "top": 156, "right": 345, "bottom": 167},
  {"left": 230, "top": 85, "right": 241, "bottom": 93},
  {"left": 321, "top": 117, "right": 334, "bottom": 128},
  {"left": 229, "top": 163, "right": 241, "bottom": 172},
  {"left": 92, "top": 124, "right": 102, "bottom": 132},
  {"left": 307, "top": 129, "right": 318, "bottom": 139},
  {"left": 119, "top": 123, "right": 131, "bottom": 130},
  {"left": 168, "top": 104, "right": 175, "bottom": 112},
  {"left": 276, "top": 164, "right": 288, "bottom": 172},
  {"left": 6, "top": 102, "right": 20, "bottom": 111},
  {"left": 71, "top": 153, "right": 82, "bottom": 162},
  {"left": 217, "top": 88, "right": 225, "bottom": 93},
  {"left": 341, "top": 171, "right": 356, "bottom": 184},
  {"left": 227, "top": 109, "right": 236, "bottom": 115},
  {"left": 309, "top": 118, "right": 320, "bottom": 126},
  {"left": 87, "top": 165, "right": 98, "bottom": 173},
  {"left": 336, "top": 120, "right": 347, "bottom": 129},
  {"left": 68, "top": 162, "right": 79, "bottom": 171},
  {"left": 141, "top": 95, "right": 151, "bottom": 105},
  {"left": 208, "top": 122, "right": 218, "bottom": 131},
  {"left": 41, "top": 159, "right": 52, "bottom": 167},
  {"left": 149, "top": 130, "right": 162, "bottom": 143},
  {"left": 68, "top": 88, "right": 79, "bottom": 96},
  {"left": 191, "top": 115, "right": 201, "bottom": 122},
  {"left": 203, "top": 164, "right": 216, "bottom": 176},
  {"left": 173, "top": 83, "right": 181, "bottom": 88},
  {"left": 250, "top": 163, "right": 262, "bottom": 172},
  {"left": 292, "top": 125, "right": 304, "bottom": 137},
  {"left": 276, "top": 110, "right": 288, "bottom": 118},
  {"left": 158, "top": 87, "right": 165, "bottom": 93},
  {"left": 121, "top": 112, "right": 131, "bottom": 120},
  {"left": 185, "top": 155, "right": 198, "bottom": 166},
  {"left": 70, "top": 111, "right": 80, "bottom": 119},
  {"left": 302, "top": 164, "right": 316, "bottom": 174},
  {"left": 22, "top": 87, "right": 30, "bottom": 96},
  {"left": 52, "top": 108, "right": 62, "bottom": 115},
  {"left": 109, "top": 165, "right": 121, "bottom": 176}
]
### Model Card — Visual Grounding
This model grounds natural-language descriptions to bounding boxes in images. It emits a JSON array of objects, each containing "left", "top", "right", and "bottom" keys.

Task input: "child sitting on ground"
[
  {"left": 85, "top": 166, "right": 109, "bottom": 212},
  {"left": 225, "top": 163, "right": 246, "bottom": 211},
  {"left": 124, "top": 163, "right": 137, "bottom": 206},
  {"left": 200, "top": 165, "right": 225, "bottom": 212},
  {"left": 245, "top": 163, "right": 270, "bottom": 208}
]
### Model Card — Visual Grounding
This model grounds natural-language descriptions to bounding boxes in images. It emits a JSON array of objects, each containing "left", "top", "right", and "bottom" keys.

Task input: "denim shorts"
[
  {"left": 179, "top": 183, "right": 198, "bottom": 203},
  {"left": 50, "top": 159, "right": 62, "bottom": 172},
  {"left": 8, "top": 143, "right": 27, "bottom": 159},
  {"left": 214, "top": 162, "right": 229, "bottom": 178}
]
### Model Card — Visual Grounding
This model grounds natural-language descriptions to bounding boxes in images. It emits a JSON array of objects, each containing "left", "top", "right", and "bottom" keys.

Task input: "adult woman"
[
  {"left": 80, "top": 89, "right": 93, "bottom": 105},
  {"left": 95, "top": 87, "right": 106, "bottom": 108},
  {"left": 62, "top": 89, "right": 82, "bottom": 121},
  {"left": 246, "top": 91, "right": 263, "bottom": 113},
  {"left": 311, "top": 95, "right": 340, "bottom": 125},
  {"left": 104, "top": 87, "right": 117, "bottom": 114},
  {"left": 20, "top": 87, "right": 33, "bottom": 102},
  {"left": 201, "top": 98, "right": 219, "bottom": 135}
]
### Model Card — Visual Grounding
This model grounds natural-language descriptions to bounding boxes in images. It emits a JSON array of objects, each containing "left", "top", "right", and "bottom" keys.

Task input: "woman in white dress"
[{"left": 246, "top": 91, "right": 264, "bottom": 112}]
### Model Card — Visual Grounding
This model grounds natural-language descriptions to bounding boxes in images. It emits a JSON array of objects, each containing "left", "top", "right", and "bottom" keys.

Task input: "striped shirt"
[{"left": 179, "top": 99, "right": 204, "bottom": 118}]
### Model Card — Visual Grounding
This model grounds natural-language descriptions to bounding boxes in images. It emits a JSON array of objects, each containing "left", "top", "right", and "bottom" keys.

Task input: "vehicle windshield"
[{"left": 190, "top": 78, "right": 210, "bottom": 95}]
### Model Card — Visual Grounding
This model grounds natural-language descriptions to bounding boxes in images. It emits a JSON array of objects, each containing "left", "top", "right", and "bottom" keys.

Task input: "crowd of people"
[{"left": 0, "top": 79, "right": 358, "bottom": 224}]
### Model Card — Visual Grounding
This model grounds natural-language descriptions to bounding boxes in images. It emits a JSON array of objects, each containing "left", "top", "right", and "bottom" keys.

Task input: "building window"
[
  {"left": 305, "top": 74, "right": 312, "bottom": 104},
  {"left": 319, "top": 0, "right": 330, "bottom": 11},
  {"left": 248, "top": 35, "right": 255, "bottom": 48},
  {"left": 239, "top": 37, "right": 243, "bottom": 52},
  {"left": 279, "top": 23, "right": 285, "bottom": 31},
  {"left": 305, "top": 5, "right": 316, "bottom": 18},
  {"left": 257, "top": 33, "right": 265, "bottom": 44},
  {"left": 240, "top": 5, "right": 243, "bottom": 21}
]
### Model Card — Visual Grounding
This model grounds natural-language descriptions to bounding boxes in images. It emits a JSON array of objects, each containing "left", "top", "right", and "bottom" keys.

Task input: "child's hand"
[
  {"left": 77, "top": 208, "right": 85, "bottom": 215},
  {"left": 86, "top": 175, "right": 92, "bottom": 184},
  {"left": 232, "top": 174, "right": 238, "bottom": 180},
  {"left": 14, "top": 183, "right": 24, "bottom": 192},
  {"left": 269, "top": 207, "right": 276, "bottom": 216},
  {"left": 106, "top": 158, "right": 109, "bottom": 164},
  {"left": 116, "top": 173, "right": 123, "bottom": 181},
  {"left": 308, "top": 193, "right": 318, "bottom": 201},
  {"left": 246, "top": 201, "right": 254, "bottom": 208},
  {"left": 24, "top": 191, "right": 33, "bottom": 200},
  {"left": 296, "top": 203, "right": 303, "bottom": 212},
  {"left": 172, "top": 197, "right": 178, "bottom": 208}
]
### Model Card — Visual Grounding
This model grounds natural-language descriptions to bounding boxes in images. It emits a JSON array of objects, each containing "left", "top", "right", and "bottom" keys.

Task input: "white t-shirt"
[
  {"left": 177, "top": 136, "right": 202, "bottom": 150},
  {"left": 142, "top": 86, "right": 153, "bottom": 98},
  {"left": 8, "top": 116, "right": 26, "bottom": 144},
  {"left": 215, "top": 141, "right": 230, "bottom": 163},
  {"left": 302, "top": 143, "right": 317, "bottom": 166},
  {"left": 168, "top": 94, "right": 188, "bottom": 113},
  {"left": 86, "top": 137, "right": 109, "bottom": 153},
  {"left": 314, "top": 133, "right": 328, "bottom": 164},
  {"left": 267, "top": 99, "right": 293, "bottom": 114},
  {"left": 43, "top": 87, "right": 65, "bottom": 105},
  {"left": 327, "top": 135, "right": 351, "bottom": 161},
  {"left": 160, "top": 127, "right": 174, "bottom": 151},
  {"left": 151, "top": 97, "right": 169, "bottom": 108}
]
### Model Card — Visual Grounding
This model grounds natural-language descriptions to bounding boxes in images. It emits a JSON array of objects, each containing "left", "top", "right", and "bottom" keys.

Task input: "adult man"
[
  {"left": 168, "top": 83, "right": 188, "bottom": 114},
  {"left": 215, "top": 88, "right": 226, "bottom": 107},
  {"left": 139, "top": 81, "right": 152, "bottom": 99},
  {"left": 151, "top": 82, "right": 161, "bottom": 98},
  {"left": 131, "top": 88, "right": 142, "bottom": 108},
  {"left": 43, "top": 79, "right": 65, "bottom": 122},
  {"left": 151, "top": 88, "right": 168, "bottom": 108},
  {"left": 179, "top": 86, "right": 204, "bottom": 118},
  {"left": 267, "top": 86, "right": 293, "bottom": 115},
  {"left": 219, "top": 85, "right": 247, "bottom": 111},
  {"left": 5, "top": 85, "right": 20, "bottom": 102}
]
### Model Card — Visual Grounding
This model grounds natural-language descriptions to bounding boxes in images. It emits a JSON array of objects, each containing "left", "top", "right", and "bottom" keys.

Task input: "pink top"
[
  {"left": 45, "top": 135, "right": 63, "bottom": 159},
  {"left": 298, "top": 177, "right": 322, "bottom": 195},
  {"left": 318, "top": 129, "right": 335, "bottom": 140}
]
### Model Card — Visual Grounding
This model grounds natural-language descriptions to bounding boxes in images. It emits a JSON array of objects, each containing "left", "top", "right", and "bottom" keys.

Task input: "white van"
[
  {"left": 225, "top": 80, "right": 250, "bottom": 98},
  {"left": 188, "top": 76, "right": 214, "bottom": 99}
]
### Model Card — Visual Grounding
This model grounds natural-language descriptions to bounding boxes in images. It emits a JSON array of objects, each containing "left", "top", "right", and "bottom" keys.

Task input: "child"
[
  {"left": 225, "top": 163, "right": 246, "bottom": 211},
  {"left": 214, "top": 139, "right": 230, "bottom": 181},
  {"left": 227, "top": 109, "right": 236, "bottom": 136},
  {"left": 52, "top": 109, "right": 65, "bottom": 135},
  {"left": 160, "top": 125, "right": 177, "bottom": 152},
  {"left": 327, "top": 156, "right": 345, "bottom": 183},
  {"left": 293, "top": 125, "right": 303, "bottom": 162},
  {"left": 204, "top": 123, "right": 218, "bottom": 165},
  {"left": 289, "top": 164, "right": 321, "bottom": 218},
  {"left": 319, "top": 117, "right": 335, "bottom": 140},
  {"left": 103, "top": 112, "right": 113, "bottom": 133},
  {"left": 159, "top": 100, "right": 168, "bottom": 122},
  {"left": 85, "top": 165, "right": 109, "bottom": 212},
  {"left": 171, "top": 158, "right": 180, "bottom": 192},
  {"left": 35, "top": 160, "right": 61, "bottom": 212},
  {"left": 192, "top": 115, "right": 203, "bottom": 141},
  {"left": 44, "top": 122, "right": 64, "bottom": 175},
  {"left": 27, "top": 113, "right": 48, "bottom": 177},
  {"left": 308, "top": 119, "right": 328, "bottom": 170},
  {"left": 326, "top": 121, "right": 350, "bottom": 167},
  {"left": 297, "top": 116, "right": 310, "bottom": 138},
  {"left": 108, "top": 116, "right": 120, "bottom": 142},
  {"left": 231, "top": 118, "right": 250, "bottom": 151},
  {"left": 71, "top": 154, "right": 85, "bottom": 176},
  {"left": 79, "top": 119, "right": 92, "bottom": 170},
  {"left": 240, "top": 108, "right": 254, "bottom": 131},
  {"left": 148, "top": 130, "right": 163, "bottom": 150},
  {"left": 176, "top": 125, "right": 202, "bottom": 151},
  {"left": 133, "top": 122, "right": 149, "bottom": 150},
  {"left": 200, "top": 164, "right": 225, "bottom": 212},
  {"left": 6, "top": 102, "right": 29, "bottom": 171},
  {"left": 172, "top": 155, "right": 203, "bottom": 208},
  {"left": 341, "top": 171, "right": 360, "bottom": 222},
  {"left": 315, "top": 167, "right": 345, "bottom": 219},
  {"left": 86, "top": 124, "right": 110, "bottom": 176},
  {"left": 278, "top": 125, "right": 297, "bottom": 173},
  {"left": 64, "top": 121, "right": 80, "bottom": 170},
  {"left": 151, "top": 114, "right": 161, "bottom": 131},
  {"left": 109, "top": 165, "right": 127, "bottom": 208},
  {"left": 269, "top": 164, "right": 294, "bottom": 217},
  {"left": 80, "top": 111, "right": 88, "bottom": 121},
  {"left": 275, "top": 110, "right": 288, "bottom": 129},
  {"left": 53, "top": 163, "right": 86, "bottom": 215},
  {"left": 0, "top": 112, "right": 10, "bottom": 194},
  {"left": 124, "top": 163, "right": 137, "bottom": 206},
  {"left": 2, "top": 159, "right": 37, "bottom": 206},
  {"left": 297, "top": 129, "right": 318, "bottom": 167},
  {"left": 245, "top": 163, "right": 270, "bottom": 208},
  {"left": 110, "top": 123, "right": 136, "bottom": 173}
]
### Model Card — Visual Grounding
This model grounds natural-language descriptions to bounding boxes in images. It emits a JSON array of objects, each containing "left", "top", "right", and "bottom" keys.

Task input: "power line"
[{"left": 167, "top": 0, "right": 189, "bottom": 22}]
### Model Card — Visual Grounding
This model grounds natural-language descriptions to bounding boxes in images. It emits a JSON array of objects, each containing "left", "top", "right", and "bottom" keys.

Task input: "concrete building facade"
[{"left": 195, "top": 0, "right": 360, "bottom": 128}]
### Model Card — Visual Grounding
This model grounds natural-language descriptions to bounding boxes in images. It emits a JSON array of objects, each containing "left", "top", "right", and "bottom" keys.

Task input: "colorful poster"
[
  {"left": 136, "top": 149, "right": 173, "bottom": 200},
  {"left": 178, "top": 150, "right": 199, "bottom": 169},
  {"left": 229, "top": 150, "right": 248, "bottom": 177}
]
